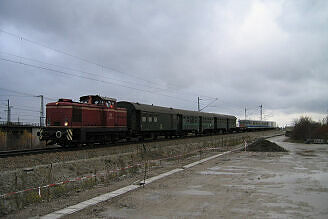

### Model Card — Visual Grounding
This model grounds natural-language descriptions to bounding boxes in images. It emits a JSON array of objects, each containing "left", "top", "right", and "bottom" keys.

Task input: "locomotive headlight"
[{"left": 64, "top": 121, "right": 69, "bottom": 126}]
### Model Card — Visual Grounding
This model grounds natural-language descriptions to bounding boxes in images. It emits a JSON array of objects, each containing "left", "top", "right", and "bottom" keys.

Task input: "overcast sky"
[{"left": 0, "top": 0, "right": 327, "bottom": 126}]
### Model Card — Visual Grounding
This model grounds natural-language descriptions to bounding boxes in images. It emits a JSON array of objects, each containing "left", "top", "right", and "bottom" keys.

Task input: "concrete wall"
[{"left": 0, "top": 126, "right": 46, "bottom": 151}]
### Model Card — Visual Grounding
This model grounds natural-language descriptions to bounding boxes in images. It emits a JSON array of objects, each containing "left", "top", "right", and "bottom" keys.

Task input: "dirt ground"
[{"left": 67, "top": 136, "right": 328, "bottom": 218}]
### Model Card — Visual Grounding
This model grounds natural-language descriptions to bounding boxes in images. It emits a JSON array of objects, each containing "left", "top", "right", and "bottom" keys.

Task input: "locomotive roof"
[
  {"left": 117, "top": 101, "right": 236, "bottom": 119},
  {"left": 79, "top": 95, "right": 117, "bottom": 102}
]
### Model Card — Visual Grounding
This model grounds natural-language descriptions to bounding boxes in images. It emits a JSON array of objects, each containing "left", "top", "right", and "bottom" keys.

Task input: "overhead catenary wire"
[
  {"left": 0, "top": 103, "right": 40, "bottom": 112},
  {"left": 0, "top": 28, "right": 216, "bottom": 100},
  {"left": 0, "top": 28, "right": 247, "bottom": 118},
  {"left": 0, "top": 87, "right": 56, "bottom": 101},
  {"left": 0, "top": 51, "right": 173, "bottom": 94},
  {"left": 0, "top": 57, "right": 194, "bottom": 103},
  {"left": 0, "top": 52, "right": 206, "bottom": 102}
]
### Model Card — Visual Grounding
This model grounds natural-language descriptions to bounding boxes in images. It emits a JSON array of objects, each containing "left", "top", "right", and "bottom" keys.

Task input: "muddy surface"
[{"left": 68, "top": 136, "right": 328, "bottom": 218}]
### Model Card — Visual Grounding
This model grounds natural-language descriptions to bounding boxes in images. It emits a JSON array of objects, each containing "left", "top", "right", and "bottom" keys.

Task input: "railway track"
[
  {"left": 0, "top": 134, "right": 229, "bottom": 158},
  {"left": 0, "top": 147, "right": 63, "bottom": 158}
]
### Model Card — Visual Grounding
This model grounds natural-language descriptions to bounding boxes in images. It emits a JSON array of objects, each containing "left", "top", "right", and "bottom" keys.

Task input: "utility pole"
[
  {"left": 259, "top": 104, "right": 263, "bottom": 121},
  {"left": 244, "top": 107, "right": 247, "bottom": 120},
  {"left": 36, "top": 95, "right": 44, "bottom": 126},
  {"left": 198, "top": 97, "right": 201, "bottom": 111},
  {"left": 6, "top": 99, "right": 12, "bottom": 123}
]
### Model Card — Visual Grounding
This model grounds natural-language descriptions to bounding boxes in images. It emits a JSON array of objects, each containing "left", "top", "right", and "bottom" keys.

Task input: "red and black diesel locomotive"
[{"left": 39, "top": 95, "right": 127, "bottom": 146}]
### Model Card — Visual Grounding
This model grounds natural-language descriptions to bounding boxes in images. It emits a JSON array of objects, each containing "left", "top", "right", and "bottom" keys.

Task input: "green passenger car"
[
  {"left": 117, "top": 102, "right": 178, "bottom": 136},
  {"left": 117, "top": 101, "right": 236, "bottom": 137}
]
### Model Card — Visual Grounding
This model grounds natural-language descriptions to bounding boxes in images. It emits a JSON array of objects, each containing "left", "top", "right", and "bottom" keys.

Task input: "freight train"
[{"left": 38, "top": 95, "right": 274, "bottom": 146}]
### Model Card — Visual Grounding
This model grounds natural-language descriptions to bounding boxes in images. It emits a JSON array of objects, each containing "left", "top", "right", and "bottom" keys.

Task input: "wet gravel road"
[{"left": 71, "top": 135, "right": 328, "bottom": 218}]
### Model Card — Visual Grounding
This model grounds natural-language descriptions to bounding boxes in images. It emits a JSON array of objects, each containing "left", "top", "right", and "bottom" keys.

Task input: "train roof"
[
  {"left": 239, "top": 120, "right": 276, "bottom": 123},
  {"left": 117, "top": 101, "right": 236, "bottom": 119}
]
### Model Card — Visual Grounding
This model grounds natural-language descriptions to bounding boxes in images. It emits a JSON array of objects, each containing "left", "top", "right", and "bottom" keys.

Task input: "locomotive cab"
[{"left": 79, "top": 95, "right": 117, "bottom": 109}]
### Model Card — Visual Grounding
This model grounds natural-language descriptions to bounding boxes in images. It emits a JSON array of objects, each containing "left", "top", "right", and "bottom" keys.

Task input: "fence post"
[
  {"left": 47, "top": 164, "right": 53, "bottom": 202},
  {"left": 142, "top": 144, "right": 147, "bottom": 187}
]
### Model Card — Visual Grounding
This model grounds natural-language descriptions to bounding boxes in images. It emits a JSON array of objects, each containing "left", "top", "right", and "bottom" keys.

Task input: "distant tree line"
[{"left": 291, "top": 116, "right": 328, "bottom": 140}]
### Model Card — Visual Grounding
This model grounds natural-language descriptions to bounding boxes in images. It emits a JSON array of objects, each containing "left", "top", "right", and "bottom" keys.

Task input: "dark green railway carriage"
[
  {"left": 175, "top": 110, "right": 201, "bottom": 133},
  {"left": 227, "top": 116, "right": 237, "bottom": 130},
  {"left": 117, "top": 101, "right": 236, "bottom": 138},
  {"left": 117, "top": 101, "right": 179, "bottom": 137},
  {"left": 212, "top": 114, "right": 237, "bottom": 132},
  {"left": 177, "top": 110, "right": 215, "bottom": 133}
]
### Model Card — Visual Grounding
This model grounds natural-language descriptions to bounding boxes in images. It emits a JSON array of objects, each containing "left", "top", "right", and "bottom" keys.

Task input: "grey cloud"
[{"left": 0, "top": 0, "right": 327, "bottom": 125}]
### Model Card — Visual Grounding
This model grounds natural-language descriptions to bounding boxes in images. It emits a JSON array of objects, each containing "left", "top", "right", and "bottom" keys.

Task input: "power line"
[
  {"left": 0, "top": 51, "right": 207, "bottom": 101},
  {"left": 0, "top": 87, "right": 56, "bottom": 101},
  {"left": 0, "top": 95, "right": 32, "bottom": 97},
  {"left": 0, "top": 51, "right": 171, "bottom": 94},
  {"left": 199, "top": 98, "right": 218, "bottom": 112},
  {"left": 0, "top": 103, "right": 39, "bottom": 111},
  {"left": 11, "top": 106, "right": 40, "bottom": 113},
  {"left": 0, "top": 57, "right": 193, "bottom": 103},
  {"left": 0, "top": 28, "right": 216, "bottom": 100}
]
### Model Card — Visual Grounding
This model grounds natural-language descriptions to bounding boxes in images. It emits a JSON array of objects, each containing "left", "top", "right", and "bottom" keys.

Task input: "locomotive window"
[
  {"left": 148, "top": 117, "right": 152, "bottom": 122},
  {"left": 80, "top": 99, "right": 88, "bottom": 104},
  {"left": 142, "top": 117, "right": 146, "bottom": 122}
]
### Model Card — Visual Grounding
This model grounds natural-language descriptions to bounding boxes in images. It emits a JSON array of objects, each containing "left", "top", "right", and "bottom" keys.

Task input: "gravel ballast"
[{"left": 245, "top": 138, "right": 288, "bottom": 152}]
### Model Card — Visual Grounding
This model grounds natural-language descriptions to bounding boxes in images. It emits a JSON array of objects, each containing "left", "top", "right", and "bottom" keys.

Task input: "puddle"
[
  {"left": 296, "top": 151, "right": 317, "bottom": 157},
  {"left": 225, "top": 165, "right": 250, "bottom": 169},
  {"left": 281, "top": 155, "right": 293, "bottom": 159},
  {"left": 261, "top": 172, "right": 310, "bottom": 184},
  {"left": 223, "top": 184, "right": 257, "bottom": 189},
  {"left": 101, "top": 207, "right": 136, "bottom": 218},
  {"left": 208, "top": 166, "right": 246, "bottom": 172},
  {"left": 207, "top": 166, "right": 221, "bottom": 171},
  {"left": 199, "top": 171, "right": 242, "bottom": 175},
  {"left": 176, "top": 211, "right": 202, "bottom": 217},
  {"left": 145, "top": 192, "right": 161, "bottom": 201},
  {"left": 293, "top": 167, "right": 308, "bottom": 170},
  {"left": 263, "top": 202, "right": 300, "bottom": 209},
  {"left": 179, "top": 189, "right": 214, "bottom": 196},
  {"left": 310, "top": 172, "right": 328, "bottom": 187},
  {"left": 231, "top": 207, "right": 255, "bottom": 214},
  {"left": 188, "top": 185, "right": 202, "bottom": 189}
]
